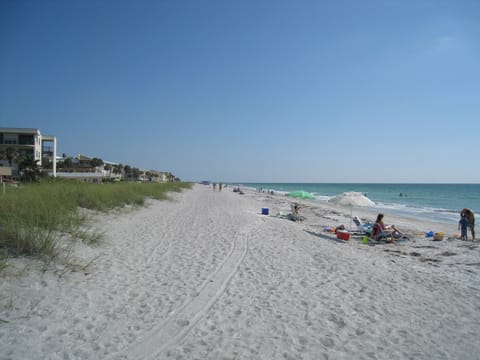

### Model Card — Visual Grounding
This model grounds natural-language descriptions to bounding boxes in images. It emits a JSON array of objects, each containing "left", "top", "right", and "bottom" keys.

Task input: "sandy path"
[
  {"left": 123, "top": 201, "right": 251, "bottom": 359},
  {"left": 1, "top": 184, "right": 480, "bottom": 360}
]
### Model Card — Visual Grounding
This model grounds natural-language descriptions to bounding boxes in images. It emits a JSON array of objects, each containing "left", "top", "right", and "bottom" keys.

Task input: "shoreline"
[
  {"left": 232, "top": 182, "right": 478, "bottom": 225},
  {"left": 1, "top": 184, "right": 479, "bottom": 359},
  {"left": 236, "top": 185, "right": 456, "bottom": 236}
]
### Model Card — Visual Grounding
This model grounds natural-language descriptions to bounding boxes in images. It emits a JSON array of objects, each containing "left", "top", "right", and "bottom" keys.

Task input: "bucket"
[
  {"left": 261, "top": 208, "right": 269, "bottom": 215},
  {"left": 362, "top": 236, "right": 369, "bottom": 244}
]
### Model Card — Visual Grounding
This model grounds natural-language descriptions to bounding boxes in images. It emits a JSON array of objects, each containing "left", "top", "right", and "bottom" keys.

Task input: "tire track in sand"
[{"left": 122, "top": 229, "right": 250, "bottom": 360}]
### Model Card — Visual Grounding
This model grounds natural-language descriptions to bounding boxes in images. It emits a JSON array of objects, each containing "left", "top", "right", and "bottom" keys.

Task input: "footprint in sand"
[
  {"left": 320, "top": 336, "right": 335, "bottom": 348},
  {"left": 176, "top": 319, "right": 190, "bottom": 327}
]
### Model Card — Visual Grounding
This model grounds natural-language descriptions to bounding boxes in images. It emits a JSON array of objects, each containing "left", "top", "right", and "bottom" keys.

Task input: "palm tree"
[
  {"left": 18, "top": 155, "right": 42, "bottom": 182},
  {"left": 90, "top": 157, "right": 104, "bottom": 169},
  {"left": 102, "top": 163, "right": 111, "bottom": 176},
  {"left": 131, "top": 167, "right": 141, "bottom": 181},
  {"left": 0, "top": 146, "right": 21, "bottom": 167},
  {"left": 113, "top": 164, "right": 123, "bottom": 175},
  {"left": 63, "top": 157, "right": 73, "bottom": 169},
  {"left": 0, "top": 146, "right": 22, "bottom": 176},
  {"left": 123, "top": 165, "right": 132, "bottom": 181},
  {"left": 112, "top": 164, "right": 124, "bottom": 180}
]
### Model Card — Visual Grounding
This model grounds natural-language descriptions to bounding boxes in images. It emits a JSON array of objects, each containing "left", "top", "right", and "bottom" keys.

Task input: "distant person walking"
[
  {"left": 461, "top": 208, "right": 475, "bottom": 241},
  {"left": 459, "top": 213, "right": 469, "bottom": 241},
  {"left": 219, "top": 182, "right": 222, "bottom": 191},
  {"left": 213, "top": 182, "right": 216, "bottom": 191}
]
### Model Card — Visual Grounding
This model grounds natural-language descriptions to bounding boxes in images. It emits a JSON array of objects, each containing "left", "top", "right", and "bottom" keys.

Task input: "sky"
[{"left": 1, "top": 0, "right": 479, "bottom": 183}]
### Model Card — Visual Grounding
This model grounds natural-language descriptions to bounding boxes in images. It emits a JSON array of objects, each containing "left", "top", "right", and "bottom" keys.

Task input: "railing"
[{"left": 0, "top": 142, "right": 35, "bottom": 147}]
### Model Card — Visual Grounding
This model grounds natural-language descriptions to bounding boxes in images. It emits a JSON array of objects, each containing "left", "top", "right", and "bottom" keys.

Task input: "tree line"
[
  {"left": 0, "top": 147, "right": 180, "bottom": 183},
  {"left": 0, "top": 146, "right": 41, "bottom": 182}
]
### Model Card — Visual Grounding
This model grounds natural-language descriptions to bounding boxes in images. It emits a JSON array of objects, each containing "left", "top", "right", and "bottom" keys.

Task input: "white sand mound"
[{"left": 328, "top": 191, "right": 375, "bottom": 207}]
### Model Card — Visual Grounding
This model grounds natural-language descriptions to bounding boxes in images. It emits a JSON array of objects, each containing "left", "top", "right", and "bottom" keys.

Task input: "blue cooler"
[{"left": 261, "top": 208, "right": 269, "bottom": 215}]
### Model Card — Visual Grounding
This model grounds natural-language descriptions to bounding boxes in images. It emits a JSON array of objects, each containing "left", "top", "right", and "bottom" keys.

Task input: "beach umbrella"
[
  {"left": 328, "top": 192, "right": 375, "bottom": 207},
  {"left": 327, "top": 192, "right": 375, "bottom": 231},
  {"left": 287, "top": 190, "right": 316, "bottom": 200}
]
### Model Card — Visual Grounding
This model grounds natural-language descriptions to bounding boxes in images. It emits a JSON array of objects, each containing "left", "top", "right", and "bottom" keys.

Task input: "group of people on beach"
[
  {"left": 212, "top": 182, "right": 223, "bottom": 191},
  {"left": 370, "top": 208, "right": 476, "bottom": 242},
  {"left": 459, "top": 208, "right": 475, "bottom": 241}
]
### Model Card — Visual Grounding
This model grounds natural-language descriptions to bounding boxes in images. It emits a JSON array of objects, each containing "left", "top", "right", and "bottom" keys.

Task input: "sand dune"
[{"left": 1, "top": 184, "right": 480, "bottom": 359}]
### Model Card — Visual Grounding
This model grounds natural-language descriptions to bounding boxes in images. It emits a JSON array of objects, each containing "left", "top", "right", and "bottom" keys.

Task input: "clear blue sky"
[{"left": 1, "top": 0, "right": 479, "bottom": 183}]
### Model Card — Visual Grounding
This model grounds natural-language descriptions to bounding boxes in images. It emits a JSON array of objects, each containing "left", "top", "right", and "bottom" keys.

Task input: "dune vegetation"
[{"left": 0, "top": 179, "right": 191, "bottom": 266}]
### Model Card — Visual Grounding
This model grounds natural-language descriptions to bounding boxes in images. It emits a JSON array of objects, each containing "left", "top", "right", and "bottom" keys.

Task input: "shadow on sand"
[{"left": 304, "top": 229, "right": 348, "bottom": 244}]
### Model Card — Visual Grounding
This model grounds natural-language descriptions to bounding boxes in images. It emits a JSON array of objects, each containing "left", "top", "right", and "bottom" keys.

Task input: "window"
[{"left": 19, "top": 135, "right": 35, "bottom": 145}]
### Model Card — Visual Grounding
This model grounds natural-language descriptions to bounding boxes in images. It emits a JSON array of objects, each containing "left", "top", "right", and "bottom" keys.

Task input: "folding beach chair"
[{"left": 352, "top": 216, "right": 372, "bottom": 235}]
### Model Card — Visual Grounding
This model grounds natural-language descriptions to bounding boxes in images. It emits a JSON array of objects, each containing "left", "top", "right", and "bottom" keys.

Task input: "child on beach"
[{"left": 459, "top": 213, "right": 469, "bottom": 241}]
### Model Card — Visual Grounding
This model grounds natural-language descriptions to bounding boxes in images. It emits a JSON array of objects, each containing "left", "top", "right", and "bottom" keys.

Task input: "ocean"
[{"left": 233, "top": 183, "right": 480, "bottom": 224}]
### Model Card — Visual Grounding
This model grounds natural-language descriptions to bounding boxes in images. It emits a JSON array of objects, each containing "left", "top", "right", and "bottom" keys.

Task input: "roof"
[
  {"left": 0, "top": 128, "right": 41, "bottom": 135},
  {"left": 103, "top": 160, "right": 120, "bottom": 165}
]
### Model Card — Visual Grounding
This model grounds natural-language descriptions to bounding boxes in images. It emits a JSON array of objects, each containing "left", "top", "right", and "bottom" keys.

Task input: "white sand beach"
[{"left": 1, "top": 184, "right": 480, "bottom": 360}]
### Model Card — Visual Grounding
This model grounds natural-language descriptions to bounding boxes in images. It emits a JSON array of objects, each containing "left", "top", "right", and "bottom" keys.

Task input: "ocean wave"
[{"left": 371, "top": 202, "right": 458, "bottom": 224}]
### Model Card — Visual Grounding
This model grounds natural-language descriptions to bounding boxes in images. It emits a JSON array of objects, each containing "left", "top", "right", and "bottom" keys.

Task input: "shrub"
[{"left": 0, "top": 180, "right": 191, "bottom": 264}]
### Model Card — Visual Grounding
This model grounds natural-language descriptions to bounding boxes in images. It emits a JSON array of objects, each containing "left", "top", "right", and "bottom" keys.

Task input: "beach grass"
[{"left": 0, "top": 179, "right": 191, "bottom": 264}]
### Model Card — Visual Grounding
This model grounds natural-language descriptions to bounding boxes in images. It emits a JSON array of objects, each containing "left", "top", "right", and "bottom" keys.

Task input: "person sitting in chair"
[
  {"left": 371, "top": 213, "right": 402, "bottom": 241},
  {"left": 291, "top": 203, "right": 301, "bottom": 222}
]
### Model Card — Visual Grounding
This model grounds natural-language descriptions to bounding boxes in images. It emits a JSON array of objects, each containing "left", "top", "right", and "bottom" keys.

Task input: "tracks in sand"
[{"left": 122, "top": 229, "right": 250, "bottom": 360}]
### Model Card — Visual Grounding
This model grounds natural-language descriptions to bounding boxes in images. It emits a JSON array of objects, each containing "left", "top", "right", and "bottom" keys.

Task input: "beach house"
[
  {"left": 0, "top": 127, "right": 57, "bottom": 177},
  {"left": 56, "top": 154, "right": 109, "bottom": 183}
]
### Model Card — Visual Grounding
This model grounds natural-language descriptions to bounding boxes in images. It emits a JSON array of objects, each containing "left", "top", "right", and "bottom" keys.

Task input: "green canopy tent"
[{"left": 286, "top": 190, "right": 315, "bottom": 200}]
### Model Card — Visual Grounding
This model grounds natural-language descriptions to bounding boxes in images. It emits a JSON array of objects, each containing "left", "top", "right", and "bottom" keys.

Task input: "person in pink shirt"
[{"left": 371, "top": 213, "right": 402, "bottom": 241}]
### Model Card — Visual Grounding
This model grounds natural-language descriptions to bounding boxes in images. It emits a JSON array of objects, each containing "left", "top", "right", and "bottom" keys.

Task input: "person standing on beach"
[
  {"left": 461, "top": 208, "right": 475, "bottom": 241},
  {"left": 213, "top": 182, "right": 216, "bottom": 191},
  {"left": 459, "top": 213, "right": 469, "bottom": 241}
]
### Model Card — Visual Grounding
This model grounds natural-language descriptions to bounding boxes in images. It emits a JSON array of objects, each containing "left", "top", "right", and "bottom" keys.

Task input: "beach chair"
[{"left": 352, "top": 216, "right": 372, "bottom": 235}]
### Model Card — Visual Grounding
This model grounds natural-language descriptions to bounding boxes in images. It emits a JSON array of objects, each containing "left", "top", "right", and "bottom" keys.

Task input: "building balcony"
[{"left": 0, "top": 143, "right": 36, "bottom": 148}]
